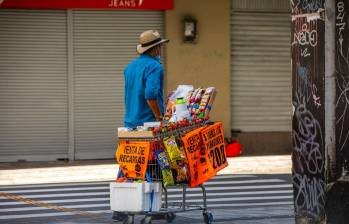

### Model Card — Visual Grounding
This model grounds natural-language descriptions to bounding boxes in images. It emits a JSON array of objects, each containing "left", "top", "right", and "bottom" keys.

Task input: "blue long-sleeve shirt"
[{"left": 123, "top": 54, "right": 164, "bottom": 128}]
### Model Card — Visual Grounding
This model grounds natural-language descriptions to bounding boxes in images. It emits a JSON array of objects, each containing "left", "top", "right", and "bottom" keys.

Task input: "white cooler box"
[{"left": 110, "top": 182, "right": 162, "bottom": 212}]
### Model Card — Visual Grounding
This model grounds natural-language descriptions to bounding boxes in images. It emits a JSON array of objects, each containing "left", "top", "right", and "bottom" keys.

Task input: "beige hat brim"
[{"left": 137, "top": 39, "right": 169, "bottom": 54}]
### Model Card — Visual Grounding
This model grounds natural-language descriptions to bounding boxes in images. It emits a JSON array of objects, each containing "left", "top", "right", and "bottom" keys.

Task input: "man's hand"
[{"left": 147, "top": 100, "right": 162, "bottom": 121}]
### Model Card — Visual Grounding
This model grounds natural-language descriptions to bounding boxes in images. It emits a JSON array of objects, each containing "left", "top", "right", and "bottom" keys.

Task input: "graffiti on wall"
[
  {"left": 291, "top": 0, "right": 325, "bottom": 14},
  {"left": 336, "top": 0, "right": 349, "bottom": 176},
  {"left": 292, "top": 0, "right": 325, "bottom": 221},
  {"left": 293, "top": 93, "right": 325, "bottom": 216}
]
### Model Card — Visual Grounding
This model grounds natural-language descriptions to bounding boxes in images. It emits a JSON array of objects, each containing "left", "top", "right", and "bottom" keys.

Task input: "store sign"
[
  {"left": 201, "top": 122, "right": 228, "bottom": 173},
  {"left": 116, "top": 141, "right": 150, "bottom": 179},
  {"left": 182, "top": 127, "right": 216, "bottom": 188},
  {"left": 0, "top": 0, "right": 173, "bottom": 10}
]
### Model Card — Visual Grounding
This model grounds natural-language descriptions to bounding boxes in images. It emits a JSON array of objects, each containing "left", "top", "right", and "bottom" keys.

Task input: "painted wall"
[
  {"left": 335, "top": 0, "right": 349, "bottom": 180},
  {"left": 291, "top": 0, "right": 326, "bottom": 223},
  {"left": 326, "top": 2, "right": 349, "bottom": 222},
  {"left": 164, "top": 0, "right": 231, "bottom": 136}
]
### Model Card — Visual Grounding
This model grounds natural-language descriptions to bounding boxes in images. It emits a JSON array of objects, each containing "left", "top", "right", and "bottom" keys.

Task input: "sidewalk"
[{"left": 0, "top": 155, "right": 291, "bottom": 186}]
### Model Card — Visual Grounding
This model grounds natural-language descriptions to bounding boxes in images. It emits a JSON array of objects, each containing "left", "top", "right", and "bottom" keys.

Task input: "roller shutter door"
[
  {"left": 231, "top": 0, "right": 292, "bottom": 132},
  {"left": 0, "top": 10, "right": 68, "bottom": 162},
  {"left": 73, "top": 10, "right": 164, "bottom": 159}
]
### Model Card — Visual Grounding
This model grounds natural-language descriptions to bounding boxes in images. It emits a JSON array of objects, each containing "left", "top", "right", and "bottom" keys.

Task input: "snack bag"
[
  {"left": 155, "top": 149, "right": 170, "bottom": 170},
  {"left": 163, "top": 136, "right": 181, "bottom": 165},
  {"left": 162, "top": 169, "right": 175, "bottom": 187}
]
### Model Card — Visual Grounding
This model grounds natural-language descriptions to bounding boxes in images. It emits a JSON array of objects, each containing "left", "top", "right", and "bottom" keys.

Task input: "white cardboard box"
[{"left": 110, "top": 182, "right": 162, "bottom": 212}]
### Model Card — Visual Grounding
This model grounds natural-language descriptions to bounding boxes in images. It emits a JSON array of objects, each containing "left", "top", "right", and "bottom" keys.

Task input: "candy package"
[
  {"left": 163, "top": 136, "right": 182, "bottom": 165},
  {"left": 162, "top": 169, "right": 175, "bottom": 187},
  {"left": 178, "top": 145, "right": 188, "bottom": 163},
  {"left": 174, "top": 162, "right": 189, "bottom": 183},
  {"left": 155, "top": 149, "right": 170, "bottom": 170}
]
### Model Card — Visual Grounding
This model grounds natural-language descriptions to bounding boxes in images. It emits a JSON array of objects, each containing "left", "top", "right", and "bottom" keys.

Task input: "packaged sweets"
[
  {"left": 163, "top": 136, "right": 182, "bottom": 164},
  {"left": 155, "top": 149, "right": 170, "bottom": 170},
  {"left": 174, "top": 162, "right": 189, "bottom": 183},
  {"left": 199, "top": 87, "right": 216, "bottom": 117},
  {"left": 162, "top": 169, "right": 175, "bottom": 187},
  {"left": 178, "top": 145, "right": 188, "bottom": 163}
]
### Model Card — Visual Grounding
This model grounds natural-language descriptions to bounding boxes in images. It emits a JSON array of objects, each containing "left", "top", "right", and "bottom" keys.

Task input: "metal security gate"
[
  {"left": 230, "top": 0, "right": 292, "bottom": 132},
  {"left": 0, "top": 9, "right": 165, "bottom": 162},
  {"left": 0, "top": 10, "right": 69, "bottom": 162},
  {"left": 72, "top": 10, "right": 165, "bottom": 159}
]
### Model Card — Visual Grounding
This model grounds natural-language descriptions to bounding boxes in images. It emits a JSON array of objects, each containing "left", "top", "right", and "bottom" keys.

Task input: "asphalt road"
[{"left": 0, "top": 174, "right": 295, "bottom": 224}]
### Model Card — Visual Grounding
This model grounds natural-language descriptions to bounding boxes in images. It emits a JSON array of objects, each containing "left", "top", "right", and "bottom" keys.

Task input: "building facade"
[{"left": 0, "top": 0, "right": 292, "bottom": 162}]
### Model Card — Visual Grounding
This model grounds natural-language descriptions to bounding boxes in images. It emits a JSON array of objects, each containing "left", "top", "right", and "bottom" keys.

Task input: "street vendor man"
[
  {"left": 123, "top": 29, "right": 169, "bottom": 128},
  {"left": 113, "top": 30, "right": 169, "bottom": 222}
]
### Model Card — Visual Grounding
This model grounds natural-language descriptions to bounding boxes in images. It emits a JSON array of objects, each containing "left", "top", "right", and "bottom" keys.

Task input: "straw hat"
[{"left": 137, "top": 30, "right": 169, "bottom": 54}]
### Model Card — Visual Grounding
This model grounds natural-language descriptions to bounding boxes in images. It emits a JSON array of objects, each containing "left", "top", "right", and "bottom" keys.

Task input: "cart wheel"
[
  {"left": 123, "top": 215, "right": 134, "bottom": 224},
  {"left": 203, "top": 212, "right": 213, "bottom": 224},
  {"left": 112, "top": 212, "right": 129, "bottom": 223},
  {"left": 140, "top": 216, "right": 152, "bottom": 224},
  {"left": 166, "top": 212, "right": 176, "bottom": 223}
]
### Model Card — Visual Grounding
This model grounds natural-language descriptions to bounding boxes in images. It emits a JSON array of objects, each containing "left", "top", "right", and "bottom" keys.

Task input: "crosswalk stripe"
[
  {"left": 0, "top": 184, "right": 292, "bottom": 200},
  {"left": 203, "top": 179, "right": 285, "bottom": 185},
  {"left": 167, "top": 184, "right": 292, "bottom": 192},
  {"left": 0, "top": 210, "right": 112, "bottom": 220},
  {"left": 207, "top": 201, "right": 294, "bottom": 208},
  {"left": 0, "top": 195, "right": 293, "bottom": 212},
  {"left": 2, "top": 186, "right": 109, "bottom": 194},
  {"left": 166, "top": 201, "right": 294, "bottom": 208},
  {"left": 0, "top": 175, "right": 256, "bottom": 190},
  {"left": 0, "top": 179, "right": 284, "bottom": 194},
  {"left": 0, "top": 192, "right": 109, "bottom": 199},
  {"left": 0, "top": 197, "right": 110, "bottom": 206},
  {"left": 169, "top": 195, "right": 293, "bottom": 203},
  {"left": 167, "top": 190, "right": 293, "bottom": 198},
  {"left": 211, "top": 175, "right": 256, "bottom": 180},
  {"left": 0, "top": 189, "right": 293, "bottom": 207},
  {"left": 0, "top": 203, "right": 109, "bottom": 212},
  {"left": 0, "top": 195, "right": 294, "bottom": 213},
  {"left": 0, "top": 184, "right": 293, "bottom": 200},
  {"left": 0, "top": 182, "right": 111, "bottom": 190}
]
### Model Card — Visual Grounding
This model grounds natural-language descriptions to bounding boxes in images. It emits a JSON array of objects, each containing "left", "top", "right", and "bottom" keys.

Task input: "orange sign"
[
  {"left": 116, "top": 141, "right": 150, "bottom": 179},
  {"left": 201, "top": 122, "right": 228, "bottom": 173},
  {"left": 182, "top": 127, "right": 215, "bottom": 188}
]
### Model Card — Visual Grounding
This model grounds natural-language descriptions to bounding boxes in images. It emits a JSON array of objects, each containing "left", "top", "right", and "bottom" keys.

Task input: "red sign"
[{"left": 0, "top": 0, "right": 173, "bottom": 10}]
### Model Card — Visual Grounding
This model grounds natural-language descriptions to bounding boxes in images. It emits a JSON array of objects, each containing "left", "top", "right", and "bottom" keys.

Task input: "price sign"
[
  {"left": 201, "top": 122, "right": 228, "bottom": 173},
  {"left": 182, "top": 127, "right": 215, "bottom": 188}
]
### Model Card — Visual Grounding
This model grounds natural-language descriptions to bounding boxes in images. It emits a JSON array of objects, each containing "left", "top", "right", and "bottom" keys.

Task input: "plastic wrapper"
[
  {"left": 179, "top": 146, "right": 188, "bottom": 163},
  {"left": 169, "top": 85, "right": 194, "bottom": 102},
  {"left": 162, "top": 169, "right": 175, "bottom": 187},
  {"left": 163, "top": 136, "right": 182, "bottom": 165},
  {"left": 174, "top": 162, "right": 189, "bottom": 183},
  {"left": 155, "top": 149, "right": 170, "bottom": 170}
]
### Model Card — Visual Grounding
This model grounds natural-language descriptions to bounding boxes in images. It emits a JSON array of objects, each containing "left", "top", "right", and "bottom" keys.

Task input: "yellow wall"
[{"left": 165, "top": 0, "right": 231, "bottom": 136}]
